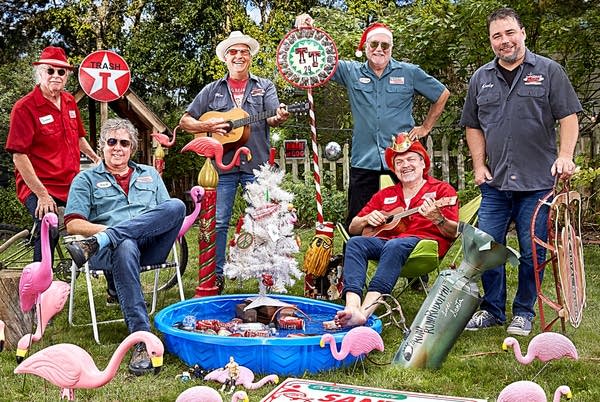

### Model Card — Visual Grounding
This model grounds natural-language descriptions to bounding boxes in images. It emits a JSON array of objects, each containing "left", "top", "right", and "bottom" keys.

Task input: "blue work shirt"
[
  {"left": 332, "top": 58, "right": 446, "bottom": 170},
  {"left": 65, "top": 161, "right": 170, "bottom": 226},
  {"left": 186, "top": 73, "right": 280, "bottom": 175},
  {"left": 460, "top": 49, "right": 582, "bottom": 191}
]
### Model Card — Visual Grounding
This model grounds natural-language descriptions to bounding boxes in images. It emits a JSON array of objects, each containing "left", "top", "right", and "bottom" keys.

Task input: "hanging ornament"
[
  {"left": 236, "top": 231, "right": 254, "bottom": 250},
  {"left": 324, "top": 141, "right": 342, "bottom": 161}
]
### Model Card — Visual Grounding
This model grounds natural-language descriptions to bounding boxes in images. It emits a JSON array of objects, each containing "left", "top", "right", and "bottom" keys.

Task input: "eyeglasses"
[
  {"left": 226, "top": 48, "right": 251, "bottom": 57},
  {"left": 46, "top": 67, "right": 67, "bottom": 76},
  {"left": 369, "top": 40, "right": 391, "bottom": 51},
  {"left": 106, "top": 138, "right": 131, "bottom": 148}
]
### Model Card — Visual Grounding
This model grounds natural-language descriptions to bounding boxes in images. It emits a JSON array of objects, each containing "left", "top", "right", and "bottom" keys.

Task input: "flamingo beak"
[
  {"left": 501, "top": 342, "right": 509, "bottom": 352},
  {"left": 16, "top": 348, "right": 27, "bottom": 363},
  {"left": 319, "top": 339, "right": 325, "bottom": 348},
  {"left": 151, "top": 355, "right": 163, "bottom": 374}
]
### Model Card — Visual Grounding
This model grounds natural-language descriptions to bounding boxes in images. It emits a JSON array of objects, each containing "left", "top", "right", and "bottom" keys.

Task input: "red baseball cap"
[
  {"left": 384, "top": 133, "right": 431, "bottom": 177},
  {"left": 32, "top": 46, "right": 73, "bottom": 69}
]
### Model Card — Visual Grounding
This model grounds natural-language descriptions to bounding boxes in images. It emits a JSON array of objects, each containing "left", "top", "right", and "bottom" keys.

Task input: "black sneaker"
[
  {"left": 66, "top": 237, "right": 99, "bottom": 267},
  {"left": 106, "top": 289, "right": 119, "bottom": 307},
  {"left": 128, "top": 342, "right": 153, "bottom": 376},
  {"left": 215, "top": 275, "right": 225, "bottom": 295}
]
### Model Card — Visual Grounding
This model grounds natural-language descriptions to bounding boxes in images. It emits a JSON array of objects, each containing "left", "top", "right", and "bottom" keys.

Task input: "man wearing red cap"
[
  {"left": 334, "top": 134, "right": 459, "bottom": 327},
  {"left": 296, "top": 15, "right": 450, "bottom": 231},
  {"left": 5, "top": 46, "right": 100, "bottom": 260}
]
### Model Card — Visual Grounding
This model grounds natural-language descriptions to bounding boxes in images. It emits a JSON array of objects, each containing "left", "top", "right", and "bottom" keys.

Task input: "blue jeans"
[
  {"left": 24, "top": 193, "right": 64, "bottom": 262},
  {"left": 342, "top": 235, "right": 420, "bottom": 296},
  {"left": 215, "top": 172, "right": 255, "bottom": 276},
  {"left": 89, "top": 199, "right": 185, "bottom": 333},
  {"left": 478, "top": 183, "right": 550, "bottom": 322}
]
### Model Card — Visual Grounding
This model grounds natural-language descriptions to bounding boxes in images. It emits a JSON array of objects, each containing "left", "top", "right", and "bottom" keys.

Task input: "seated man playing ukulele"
[{"left": 335, "top": 134, "right": 459, "bottom": 328}]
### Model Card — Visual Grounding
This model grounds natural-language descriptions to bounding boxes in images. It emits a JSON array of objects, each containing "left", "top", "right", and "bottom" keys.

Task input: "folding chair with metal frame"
[{"left": 66, "top": 236, "right": 185, "bottom": 344}]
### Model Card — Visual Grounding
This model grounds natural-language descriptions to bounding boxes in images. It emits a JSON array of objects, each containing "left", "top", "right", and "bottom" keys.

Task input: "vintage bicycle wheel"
[{"left": 0, "top": 223, "right": 33, "bottom": 270}]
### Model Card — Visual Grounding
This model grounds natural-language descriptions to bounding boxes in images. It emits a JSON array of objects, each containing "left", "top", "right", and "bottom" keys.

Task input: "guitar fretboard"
[{"left": 231, "top": 109, "right": 277, "bottom": 129}]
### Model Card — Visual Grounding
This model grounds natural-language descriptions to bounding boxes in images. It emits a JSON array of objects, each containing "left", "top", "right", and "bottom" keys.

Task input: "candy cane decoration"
[{"left": 307, "top": 88, "right": 324, "bottom": 224}]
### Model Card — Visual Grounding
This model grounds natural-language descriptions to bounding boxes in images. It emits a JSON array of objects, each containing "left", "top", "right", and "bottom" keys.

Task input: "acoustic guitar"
[
  {"left": 194, "top": 101, "right": 310, "bottom": 152},
  {"left": 362, "top": 196, "right": 457, "bottom": 238}
]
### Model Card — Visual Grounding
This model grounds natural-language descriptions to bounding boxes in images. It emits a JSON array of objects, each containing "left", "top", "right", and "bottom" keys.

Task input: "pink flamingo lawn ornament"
[
  {"left": 497, "top": 381, "right": 572, "bottom": 402},
  {"left": 320, "top": 326, "right": 384, "bottom": 361},
  {"left": 178, "top": 185, "right": 205, "bottom": 241},
  {"left": 0, "top": 319, "right": 5, "bottom": 352},
  {"left": 176, "top": 386, "right": 248, "bottom": 402},
  {"left": 181, "top": 136, "right": 252, "bottom": 171},
  {"left": 19, "top": 212, "right": 58, "bottom": 313},
  {"left": 502, "top": 332, "right": 578, "bottom": 364},
  {"left": 204, "top": 365, "right": 279, "bottom": 391},
  {"left": 151, "top": 126, "right": 178, "bottom": 148},
  {"left": 14, "top": 330, "right": 164, "bottom": 401},
  {"left": 16, "top": 280, "right": 70, "bottom": 362}
]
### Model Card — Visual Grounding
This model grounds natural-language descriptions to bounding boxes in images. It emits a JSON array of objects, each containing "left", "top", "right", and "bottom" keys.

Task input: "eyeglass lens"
[
  {"left": 47, "top": 68, "right": 67, "bottom": 76},
  {"left": 227, "top": 48, "right": 250, "bottom": 56},
  {"left": 369, "top": 40, "right": 391, "bottom": 50},
  {"left": 107, "top": 138, "right": 131, "bottom": 147}
]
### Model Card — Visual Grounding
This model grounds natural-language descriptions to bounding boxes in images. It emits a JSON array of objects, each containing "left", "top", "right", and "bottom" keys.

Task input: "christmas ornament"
[{"left": 324, "top": 141, "right": 342, "bottom": 161}]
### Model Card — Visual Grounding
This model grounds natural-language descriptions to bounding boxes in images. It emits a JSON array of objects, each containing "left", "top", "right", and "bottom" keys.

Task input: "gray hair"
[{"left": 99, "top": 118, "right": 139, "bottom": 155}]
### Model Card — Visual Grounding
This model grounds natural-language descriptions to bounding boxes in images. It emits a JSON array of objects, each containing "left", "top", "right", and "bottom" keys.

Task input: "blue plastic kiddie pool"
[{"left": 155, "top": 294, "right": 382, "bottom": 375}]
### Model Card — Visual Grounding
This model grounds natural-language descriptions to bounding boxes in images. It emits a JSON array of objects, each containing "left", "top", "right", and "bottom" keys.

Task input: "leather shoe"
[
  {"left": 66, "top": 237, "right": 99, "bottom": 267},
  {"left": 215, "top": 275, "right": 225, "bottom": 295},
  {"left": 129, "top": 342, "right": 153, "bottom": 376}
]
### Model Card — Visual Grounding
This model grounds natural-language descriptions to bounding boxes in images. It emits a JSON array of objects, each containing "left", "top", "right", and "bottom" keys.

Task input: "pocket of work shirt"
[
  {"left": 93, "top": 185, "right": 123, "bottom": 214},
  {"left": 385, "top": 84, "right": 413, "bottom": 108},
  {"left": 131, "top": 180, "right": 158, "bottom": 208},
  {"left": 476, "top": 90, "right": 501, "bottom": 125},
  {"left": 516, "top": 87, "right": 547, "bottom": 120},
  {"left": 351, "top": 81, "right": 375, "bottom": 107},
  {"left": 39, "top": 120, "right": 61, "bottom": 136}
]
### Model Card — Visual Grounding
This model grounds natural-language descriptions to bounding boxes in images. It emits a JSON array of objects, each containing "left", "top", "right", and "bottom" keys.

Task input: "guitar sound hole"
[
  {"left": 224, "top": 122, "right": 233, "bottom": 133},
  {"left": 385, "top": 216, "right": 393, "bottom": 224}
]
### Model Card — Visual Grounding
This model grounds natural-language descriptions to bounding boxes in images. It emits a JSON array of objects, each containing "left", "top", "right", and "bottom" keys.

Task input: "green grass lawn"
[{"left": 1, "top": 226, "right": 598, "bottom": 401}]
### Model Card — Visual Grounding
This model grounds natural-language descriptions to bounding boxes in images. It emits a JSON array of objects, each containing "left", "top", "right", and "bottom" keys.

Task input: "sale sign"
[{"left": 79, "top": 50, "right": 131, "bottom": 102}]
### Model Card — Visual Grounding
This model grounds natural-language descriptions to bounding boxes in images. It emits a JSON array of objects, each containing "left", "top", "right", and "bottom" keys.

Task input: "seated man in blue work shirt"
[{"left": 64, "top": 118, "right": 185, "bottom": 376}]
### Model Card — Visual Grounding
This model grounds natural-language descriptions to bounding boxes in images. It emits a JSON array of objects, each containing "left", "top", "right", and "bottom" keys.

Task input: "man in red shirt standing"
[
  {"left": 5, "top": 46, "right": 100, "bottom": 260},
  {"left": 335, "top": 134, "right": 459, "bottom": 327}
]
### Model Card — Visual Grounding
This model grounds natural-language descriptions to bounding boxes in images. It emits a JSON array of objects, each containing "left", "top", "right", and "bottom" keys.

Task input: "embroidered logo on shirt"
[
  {"left": 136, "top": 176, "right": 154, "bottom": 183},
  {"left": 69, "top": 110, "right": 77, "bottom": 119},
  {"left": 214, "top": 93, "right": 224, "bottom": 98},
  {"left": 251, "top": 88, "right": 265, "bottom": 96},
  {"left": 390, "top": 76, "right": 405, "bottom": 85},
  {"left": 39, "top": 115, "right": 54, "bottom": 125},
  {"left": 523, "top": 74, "right": 544, "bottom": 85},
  {"left": 383, "top": 196, "right": 398, "bottom": 205},
  {"left": 359, "top": 77, "right": 371, "bottom": 84},
  {"left": 423, "top": 192, "right": 438, "bottom": 199},
  {"left": 96, "top": 181, "right": 112, "bottom": 188},
  {"left": 482, "top": 83, "right": 494, "bottom": 89}
]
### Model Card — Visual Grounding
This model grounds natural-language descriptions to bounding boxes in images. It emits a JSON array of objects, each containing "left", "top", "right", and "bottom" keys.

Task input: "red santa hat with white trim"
[{"left": 355, "top": 22, "right": 393, "bottom": 58}]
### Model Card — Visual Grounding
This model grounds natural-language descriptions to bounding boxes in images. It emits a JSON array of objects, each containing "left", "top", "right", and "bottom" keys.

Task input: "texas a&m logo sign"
[{"left": 79, "top": 50, "right": 131, "bottom": 102}]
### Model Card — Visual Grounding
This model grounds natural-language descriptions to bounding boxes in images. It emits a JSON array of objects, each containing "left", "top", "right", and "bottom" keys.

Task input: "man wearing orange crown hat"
[
  {"left": 334, "top": 134, "right": 458, "bottom": 327},
  {"left": 296, "top": 15, "right": 450, "bottom": 231},
  {"left": 5, "top": 46, "right": 100, "bottom": 261}
]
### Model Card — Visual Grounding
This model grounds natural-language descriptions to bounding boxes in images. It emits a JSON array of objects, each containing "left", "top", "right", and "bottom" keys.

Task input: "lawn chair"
[
  {"left": 66, "top": 236, "right": 186, "bottom": 344},
  {"left": 336, "top": 174, "right": 481, "bottom": 295}
]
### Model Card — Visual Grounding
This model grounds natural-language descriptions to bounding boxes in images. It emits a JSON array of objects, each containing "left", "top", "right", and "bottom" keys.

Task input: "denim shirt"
[
  {"left": 460, "top": 50, "right": 582, "bottom": 191},
  {"left": 65, "top": 161, "right": 170, "bottom": 226},
  {"left": 332, "top": 58, "right": 446, "bottom": 170},
  {"left": 186, "top": 73, "right": 280, "bottom": 175}
]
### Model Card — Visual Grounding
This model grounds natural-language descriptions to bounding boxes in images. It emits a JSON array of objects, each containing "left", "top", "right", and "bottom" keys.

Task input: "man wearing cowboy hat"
[
  {"left": 179, "top": 31, "right": 289, "bottom": 293},
  {"left": 334, "top": 134, "right": 459, "bottom": 328},
  {"left": 5, "top": 46, "right": 100, "bottom": 261}
]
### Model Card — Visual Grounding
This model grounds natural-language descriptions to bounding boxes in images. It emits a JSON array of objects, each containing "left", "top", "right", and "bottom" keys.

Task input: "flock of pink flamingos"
[{"left": 0, "top": 134, "right": 581, "bottom": 401}]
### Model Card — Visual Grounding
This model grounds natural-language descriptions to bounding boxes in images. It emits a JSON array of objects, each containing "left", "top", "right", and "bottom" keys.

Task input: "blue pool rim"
[{"left": 155, "top": 294, "right": 382, "bottom": 375}]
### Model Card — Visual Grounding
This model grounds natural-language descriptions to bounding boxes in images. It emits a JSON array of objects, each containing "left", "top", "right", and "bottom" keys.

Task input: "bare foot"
[{"left": 334, "top": 306, "right": 367, "bottom": 327}]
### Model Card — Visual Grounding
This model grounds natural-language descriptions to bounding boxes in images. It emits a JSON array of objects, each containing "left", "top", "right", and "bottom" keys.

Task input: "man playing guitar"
[{"left": 335, "top": 134, "right": 459, "bottom": 328}]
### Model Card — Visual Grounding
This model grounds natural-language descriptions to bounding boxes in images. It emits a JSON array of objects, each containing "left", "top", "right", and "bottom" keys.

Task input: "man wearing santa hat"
[
  {"left": 296, "top": 15, "right": 450, "bottom": 234},
  {"left": 5, "top": 46, "right": 100, "bottom": 261}
]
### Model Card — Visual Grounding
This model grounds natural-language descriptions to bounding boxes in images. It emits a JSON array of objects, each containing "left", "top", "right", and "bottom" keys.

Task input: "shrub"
[{"left": 0, "top": 179, "right": 32, "bottom": 228}]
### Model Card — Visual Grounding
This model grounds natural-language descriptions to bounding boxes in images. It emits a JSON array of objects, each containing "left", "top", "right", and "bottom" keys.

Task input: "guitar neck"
[{"left": 231, "top": 109, "right": 277, "bottom": 129}]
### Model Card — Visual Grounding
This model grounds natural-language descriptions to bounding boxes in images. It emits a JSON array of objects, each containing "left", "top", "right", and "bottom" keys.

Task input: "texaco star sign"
[{"left": 79, "top": 50, "right": 131, "bottom": 102}]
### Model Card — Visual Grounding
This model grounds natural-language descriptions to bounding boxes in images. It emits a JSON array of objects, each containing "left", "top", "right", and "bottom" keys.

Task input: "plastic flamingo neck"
[
  {"left": 509, "top": 339, "right": 534, "bottom": 364},
  {"left": 217, "top": 146, "right": 251, "bottom": 170},
  {"left": 324, "top": 334, "right": 347, "bottom": 360},
  {"left": 40, "top": 216, "right": 54, "bottom": 270},
  {"left": 97, "top": 333, "right": 151, "bottom": 386}
]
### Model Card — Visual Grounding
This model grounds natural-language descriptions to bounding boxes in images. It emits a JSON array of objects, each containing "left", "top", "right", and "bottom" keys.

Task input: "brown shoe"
[
  {"left": 66, "top": 237, "right": 99, "bottom": 267},
  {"left": 128, "top": 342, "right": 153, "bottom": 376}
]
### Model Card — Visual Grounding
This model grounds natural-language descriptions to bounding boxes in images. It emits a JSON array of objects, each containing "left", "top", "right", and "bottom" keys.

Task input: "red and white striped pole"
[{"left": 307, "top": 88, "right": 324, "bottom": 225}]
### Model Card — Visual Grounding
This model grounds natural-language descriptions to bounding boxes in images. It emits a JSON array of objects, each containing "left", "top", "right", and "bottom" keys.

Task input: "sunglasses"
[
  {"left": 226, "top": 48, "right": 251, "bottom": 56},
  {"left": 46, "top": 67, "right": 67, "bottom": 76},
  {"left": 106, "top": 138, "right": 131, "bottom": 148},
  {"left": 369, "top": 40, "right": 391, "bottom": 51}
]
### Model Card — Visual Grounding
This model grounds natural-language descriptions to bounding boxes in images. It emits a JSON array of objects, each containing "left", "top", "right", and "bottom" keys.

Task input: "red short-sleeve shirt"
[{"left": 6, "top": 85, "right": 87, "bottom": 203}]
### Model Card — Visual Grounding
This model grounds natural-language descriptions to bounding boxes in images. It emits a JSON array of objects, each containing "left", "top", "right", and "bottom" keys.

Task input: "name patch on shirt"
[
  {"left": 423, "top": 191, "right": 438, "bottom": 200},
  {"left": 39, "top": 115, "right": 54, "bottom": 125},
  {"left": 69, "top": 110, "right": 77, "bottom": 119},
  {"left": 96, "top": 181, "right": 112, "bottom": 188},
  {"left": 481, "top": 83, "right": 494, "bottom": 89},
  {"left": 359, "top": 77, "right": 371, "bottom": 84},
  {"left": 389, "top": 76, "right": 405, "bottom": 85},
  {"left": 136, "top": 176, "right": 154, "bottom": 183},
  {"left": 383, "top": 196, "right": 398, "bottom": 205},
  {"left": 251, "top": 88, "right": 265, "bottom": 96},
  {"left": 523, "top": 74, "right": 544, "bottom": 85}
]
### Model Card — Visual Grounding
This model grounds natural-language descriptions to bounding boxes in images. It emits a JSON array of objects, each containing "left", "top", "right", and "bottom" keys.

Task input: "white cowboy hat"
[{"left": 216, "top": 31, "right": 260, "bottom": 62}]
